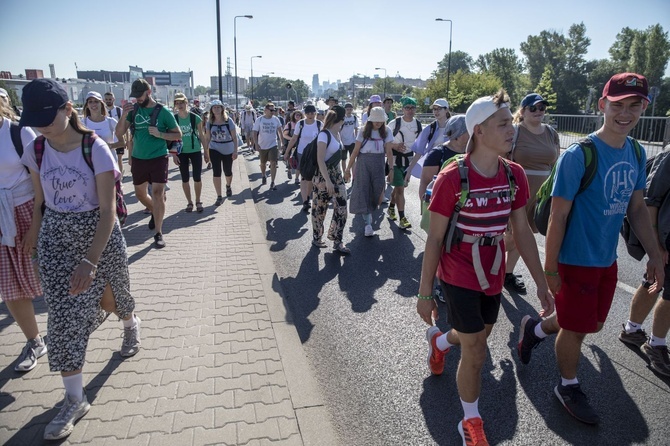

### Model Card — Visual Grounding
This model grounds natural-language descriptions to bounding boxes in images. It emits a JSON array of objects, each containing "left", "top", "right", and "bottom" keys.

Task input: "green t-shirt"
[
  {"left": 176, "top": 113, "right": 203, "bottom": 153},
  {"left": 126, "top": 105, "right": 179, "bottom": 159},
  {"left": 386, "top": 110, "right": 396, "bottom": 123}
]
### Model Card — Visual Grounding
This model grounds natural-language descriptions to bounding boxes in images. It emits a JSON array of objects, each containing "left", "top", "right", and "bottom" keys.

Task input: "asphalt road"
[{"left": 242, "top": 148, "right": 670, "bottom": 446}]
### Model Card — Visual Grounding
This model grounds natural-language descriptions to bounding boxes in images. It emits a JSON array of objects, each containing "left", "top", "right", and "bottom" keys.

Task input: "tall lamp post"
[
  {"left": 435, "top": 18, "right": 453, "bottom": 102},
  {"left": 250, "top": 55, "right": 262, "bottom": 103},
  {"left": 215, "top": 0, "right": 223, "bottom": 100},
  {"left": 234, "top": 14, "right": 253, "bottom": 111},
  {"left": 375, "top": 67, "right": 387, "bottom": 99}
]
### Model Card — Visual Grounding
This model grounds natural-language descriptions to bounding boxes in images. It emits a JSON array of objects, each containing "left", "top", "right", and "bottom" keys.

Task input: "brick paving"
[{"left": 0, "top": 152, "right": 338, "bottom": 445}]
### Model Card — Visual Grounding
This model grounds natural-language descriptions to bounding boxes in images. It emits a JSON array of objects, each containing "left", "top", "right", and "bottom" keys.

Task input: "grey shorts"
[{"left": 259, "top": 146, "right": 278, "bottom": 164}]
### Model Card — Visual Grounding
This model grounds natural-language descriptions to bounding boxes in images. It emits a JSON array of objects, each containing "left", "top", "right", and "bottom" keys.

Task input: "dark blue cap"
[
  {"left": 19, "top": 79, "right": 69, "bottom": 127},
  {"left": 520, "top": 93, "right": 548, "bottom": 108}
]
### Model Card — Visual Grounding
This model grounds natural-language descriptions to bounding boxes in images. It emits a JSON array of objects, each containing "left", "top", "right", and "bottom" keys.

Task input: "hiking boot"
[
  {"left": 399, "top": 216, "right": 412, "bottom": 229},
  {"left": 120, "top": 316, "right": 141, "bottom": 357},
  {"left": 618, "top": 324, "right": 648, "bottom": 348},
  {"left": 226, "top": 185, "right": 232, "bottom": 197},
  {"left": 43, "top": 392, "right": 90, "bottom": 440},
  {"left": 642, "top": 342, "right": 670, "bottom": 377},
  {"left": 504, "top": 273, "right": 526, "bottom": 294},
  {"left": 364, "top": 224, "right": 374, "bottom": 237},
  {"left": 148, "top": 214, "right": 155, "bottom": 230},
  {"left": 387, "top": 206, "right": 397, "bottom": 221},
  {"left": 426, "top": 326, "right": 448, "bottom": 375},
  {"left": 153, "top": 233, "right": 166, "bottom": 249},
  {"left": 554, "top": 383, "right": 599, "bottom": 424},
  {"left": 517, "top": 315, "right": 544, "bottom": 365},
  {"left": 458, "top": 417, "right": 489, "bottom": 446},
  {"left": 14, "top": 337, "right": 47, "bottom": 372}
]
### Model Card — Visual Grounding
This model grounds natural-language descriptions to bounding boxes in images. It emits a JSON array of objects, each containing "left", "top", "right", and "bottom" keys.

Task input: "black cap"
[
  {"left": 19, "top": 79, "right": 69, "bottom": 127},
  {"left": 130, "top": 79, "right": 151, "bottom": 98},
  {"left": 304, "top": 104, "right": 317, "bottom": 113},
  {"left": 332, "top": 105, "right": 346, "bottom": 122}
]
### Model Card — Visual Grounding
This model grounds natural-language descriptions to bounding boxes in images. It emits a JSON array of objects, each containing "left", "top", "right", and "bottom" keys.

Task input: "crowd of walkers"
[{"left": 1, "top": 71, "right": 669, "bottom": 444}]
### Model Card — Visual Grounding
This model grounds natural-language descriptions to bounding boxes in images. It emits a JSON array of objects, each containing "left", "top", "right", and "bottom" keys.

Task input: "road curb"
[{"left": 237, "top": 155, "right": 340, "bottom": 446}]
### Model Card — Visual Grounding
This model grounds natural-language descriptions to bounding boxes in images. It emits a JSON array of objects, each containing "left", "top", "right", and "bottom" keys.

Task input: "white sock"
[
  {"left": 461, "top": 398, "right": 480, "bottom": 420},
  {"left": 62, "top": 374, "right": 84, "bottom": 401},
  {"left": 649, "top": 335, "right": 667, "bottom": 347},
  {"left": 122, "top": 315, "right": 136, "bottom": 329},
  {"left": 625, "top": 320, "right": 642, "bottom": 333},
  {"left": 561, "top": 376, "right": 579, "bottom": 387},
  {"left": 534, "top": 322, "right": 548, "bottom": 339},
  {"left": 436, "top": 332, "right": 454, "bottom": 351},
  {"left": 363, "top": 213, "right": 372, "bottom": 225}
]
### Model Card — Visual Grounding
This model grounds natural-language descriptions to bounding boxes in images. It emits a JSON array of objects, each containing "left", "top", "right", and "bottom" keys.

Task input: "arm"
[
  {"left": 384, "top": 141, "right": 394, "bottom": 184},
  {"left": 198, "top": 121, "right": 209, "bottom": 164},
  {"left": 510, "top": 207, "right": 554, "bottom": 317},
  {"left": 627, "top": 190, "right": 665, "bottom": 293},
  {"left": 252, "top": 130, "right": 260, "bottom": 150},
  {"left": 115, "top": 105, "right": 132, "bottom": 143},
  {"left": 316, "top": 139, "right": 333, "bottom": 195},
  {"left": 417, "top": 210, "right": 450, "bottom": 325},
  {"left": 544, "top": 196, "right": 572, "bottom": 295},
  {"left": 231, "top": 124, "right": 238, "bottom": 160},
  {"left": 69, "top": 171, "right": 117, "bottom": 295},
  {"left": 284, "top": 132, "right": 300, "bottom": 160},
  {"left": 344, "top": 140, "right": 362, "bottom": 182},
  {"left": 21, "top": 169, "right": 44, "bottom": 255},
  {"left": 646, "top": 205, "right": 669, "bottom": 264}
]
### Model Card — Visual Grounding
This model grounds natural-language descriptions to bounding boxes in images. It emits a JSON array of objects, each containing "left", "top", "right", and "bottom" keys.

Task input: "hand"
[
  {"left": 325, "top": 180, "right": 335, "bottom": 196},
  {"left": 148, "top": 126, "right": 161, "bottom": 138},
  {"left": 21, "top": 227, "right": 38, "bottom": 255},
  {"left": 645, "top": 255, "right": 666, "bottom": 294},
  {"left": 284, "top": 151, "right": 290, "bottom": 161},
  {"left": 417, "top": 298, "right": 438, "bottom": 325},
  {"left": 128, "top": 157, "right": 133, "bottom": 167},
  {"left": 536, "top": 286, "right": 555, "bottom": 318},
  {"left": 172, "top": 153, "right": 181, "bottom": 165},
  {"left": 122, "top": 102, "right": 134, "bottom": 114},
  {"left": 232, "top": 152, "right": 238, "bottom": 161},
  {"left": 404, "top": 171, "right": 411, "bottom": 186},
  {"left": 387, "top": 171, "right": 394, "bottom": 184},
  {"left": 69, "top": 261, "right": 95, "bottom": 295},
  {"left": 204, "top": 153, "right": 210, "bottom": 164},
  {"left": 546, "top": 275, "right": 561, "bottom": 296},
  {"left": 344, "top": 170, "right": 351, "bottom": 183}
]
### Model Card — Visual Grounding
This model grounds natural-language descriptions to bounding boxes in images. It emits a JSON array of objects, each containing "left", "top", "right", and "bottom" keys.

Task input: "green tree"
[
  {"left": 520, "top": 30, "right": 567, "bottom": 89},
  {"left": 607, "top": 24, "right": 670, "bottom": 88},
  {"left": 535, "top": 65, "right": 558, "bottom": 113},
  {"left": 435, "top": 50, "right": 474, "bottom": 76},
  {"left": 609, "top": 27, "right": 637, "bottom": 71},
  {"left": 194, "top": 85, "right": 208, "bottom": 96},
  {"left": 0, "top": 80, "right": 20, "bottom": 106},
  {"left": 475, "top": 48, "right": 524, "bottom": 104},
  {"left": 643, "top": 25, "right": 670, "bottom": 87},
  {"left": 585, "top": 59, "right": 619, "bottom": 94},
  {"left": 447, "top": 71, "right": 503, "bottom": 113}
]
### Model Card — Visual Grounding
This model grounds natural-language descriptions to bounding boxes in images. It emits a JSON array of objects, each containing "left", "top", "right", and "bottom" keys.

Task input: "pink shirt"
[{"left": 22, "top": 136, "right": 120, "bottom": 213}]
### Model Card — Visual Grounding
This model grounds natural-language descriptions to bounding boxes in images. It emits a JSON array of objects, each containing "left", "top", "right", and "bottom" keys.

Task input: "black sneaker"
[
  {"left": 505, "top": 273, "right": 527, "bottom": 294},
  {"left": 554, "top": 383, "right": 599, "bottom": 424},
  {"left": 270, "top": 182, "right": 277, "bottom": 191},
  {"left": 517, "top": 315, "right": 544, "bottom": 365},
  {"left": 262, "top": 177, "right": 267, "bottom": 186},
  {"left": 618, "top": 324, "right": 648, "bottom": 347},
  {"left": 215, "top": 196, "right": 224, "bottom": 206},
  {"left": 302, "top": 200, "right": 310, "bottom": 213},
  {"left": 153, "top": 233, "right": 166, "bottom": 249},
  {"left": 641, "top": 342, "right": 670, "bottom": 377},
  {"left": 148, "top": 214, "right": 155, "bottom": 230},
  {"left": 226, "top": 186, "right": 232, "bottom": 197}
]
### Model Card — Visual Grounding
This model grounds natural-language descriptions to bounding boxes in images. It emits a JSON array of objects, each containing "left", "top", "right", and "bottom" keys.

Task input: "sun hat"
[
  {"left": 244, "top": 104, "right": 252, "bottom": 110},
  {"left": 369, "top": 95, "right": 382, "bottom": 104},
  {"left": 173, "top": 92, "right": 188, "bottom": 104},
  {"left": 129, "top": 79, "right": 151, "bottom": 98},
  {"left": 19, "top": 78, "right": 69, "bottom": 127},
  {"left": 432, "top": 98, "right": 449, "bottom": 109},
  {"left": 85, "top": 91, "right": 103, "bottom": 102},
  {"left": 445, "top": 115, "right": 467, "bottom": 140},
  {"left": 465, "top": 95, "right": 509, "bottom": 153},
  {"left": 209, "top": 99, "right": 224, "bottom": 109},
  {"left": 601, "top": 72, "right": 649, "bottom": 102},
  {"left": 344, "top": 102, "right": 353, "bottom": 109},
  {"left": 368, "top": 106, "right": 387, "bottom": 123},
  {"left": 520, "top": 93, "right": 548, "bottom": 108}
]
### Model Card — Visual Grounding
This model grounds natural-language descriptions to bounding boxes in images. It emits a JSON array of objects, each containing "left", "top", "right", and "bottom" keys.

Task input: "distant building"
[
  {"left": 210, "top": 75, "right": 247, "bottom": 94},
  {"left": 312, "top": 74, "right": 319, "bottom": 96}
]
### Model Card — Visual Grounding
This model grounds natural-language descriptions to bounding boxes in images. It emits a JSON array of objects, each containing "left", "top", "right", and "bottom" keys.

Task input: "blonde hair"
[
  {"left": 0, "top": 98, "right": 18, "bottom": 121},
  {"left": 211, "top": 105, "right": 228, "bottom": 123},
  {"left": 513, "top": 106, "right": 524, "bottom": 124},
  {"left": 83, "top": 97, "right": 105, "bottom": 119}
]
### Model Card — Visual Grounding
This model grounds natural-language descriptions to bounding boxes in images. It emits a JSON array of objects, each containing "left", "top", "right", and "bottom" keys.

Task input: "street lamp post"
[
  {"left": 234, "top": 14, "right": 253, "bottom": 111},
  {"left": 375, "top": 67, "right": 387, "bottom": 99},
  {"left": 250, "top": 55, "right": 262, "bottom": 103},
  {"left": 215, "top": 0, "right": 223, "bottom": 100},
  {"left": 435, "top": 18, "right": 453, "bottom": 102}
]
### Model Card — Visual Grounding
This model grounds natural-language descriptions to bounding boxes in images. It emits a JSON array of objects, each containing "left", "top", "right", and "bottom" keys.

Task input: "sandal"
[
  {"left": 312, "top": 239, "right": 327, "bottom": 248},
  {"left": 196, "top": 202, "right": 204, "bottom": 213},
  {"left": 185, "top": 203, "right": 194, "bottom": 213},
  {"left": 215, "top": 196, "right": 224, "bottom": 206},
  {"left": 334, "top": 242, "right": 351, "bottom": 255}
]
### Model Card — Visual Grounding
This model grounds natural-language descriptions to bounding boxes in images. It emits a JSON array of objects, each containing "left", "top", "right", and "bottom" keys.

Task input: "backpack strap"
[
  {"left": 129, "top": 103, "right": 141, "bottom": 135},
  {"left": 444, "top": 155, "right": 469, "bottom": 254},
  {"left": 9, "top": 122, "right": 23, "bottom": 158},
  {"left": 149, "top": 103, "right": 163, "bottom": 127},
  {"left": 81, "top": 133, "right": 97, "bottom": 173},
  {"left": 427, "top": 121, "right": 438, "bottom": 144},
  {"left": 393, "top": 117, "right": 402, "bottom": 137},
  {"left": 190, "top": 112, "right": 197, "bottom": 149},
  {"left": 296, "top": 119, "right": 306, "bottom": 146},
  {"left": 416, "top": 119, "right": 422, "bottom": 136},
  {"left": 34, "top": 135, "right": 46, "bottom": 170},
  {"left": 576, "top": 137, "right": 598, "bottom": 193}
]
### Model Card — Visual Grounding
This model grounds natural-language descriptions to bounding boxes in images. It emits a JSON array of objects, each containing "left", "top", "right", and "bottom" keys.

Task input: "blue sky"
[{"left": 2, "top": 0, "right": 669, "bottom": 88}]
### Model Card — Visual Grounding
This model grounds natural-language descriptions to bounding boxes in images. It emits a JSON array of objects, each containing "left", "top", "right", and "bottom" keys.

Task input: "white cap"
[
  {"left": 465, "top": 95, "right": 509, "bottom": 153},
  {"left": 0, "top": 88, "right": 8, "bottom": 98},
  {"left": 432, "top": 98, "right": 449, "bottom": 109}
]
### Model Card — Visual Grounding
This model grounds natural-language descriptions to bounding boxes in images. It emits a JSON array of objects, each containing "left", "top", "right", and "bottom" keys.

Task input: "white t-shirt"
[
  {"left": 295, "top": 120, "right": 321, "bottom": 154},
  {"left": 252, "top": 116, "right": 282, "bottom": 150},
  {"left": 22, "top": 136, "right": 121, "bottom": 213},
  {"left": 241, "top": 110, "right": 256, "bottom": 126},
  {"left": 390, "top": 117, "right": 420, "bottom": 147},
  {"left": 356, "top": 127, "right": 394, "bottom": 154},
  {"left": 340, "top": 115, "right": 358, "bottom": 145},
  {"left": 83, "top": 116, "right": 118, "bottom": 146},
  {"left": 317, "top": 130, "right": 342, "bottom": 162},
  {"left": 107, "top": 105, "right": 123, "bottom": 121},
  {"left": 0, "top": 118, "right": 36, "bottom": 206}
]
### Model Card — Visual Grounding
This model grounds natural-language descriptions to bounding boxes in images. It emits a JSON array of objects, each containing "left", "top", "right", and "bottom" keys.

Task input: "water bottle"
[{"left": 425, "top": 175, "right": 437, "bottom": 203}]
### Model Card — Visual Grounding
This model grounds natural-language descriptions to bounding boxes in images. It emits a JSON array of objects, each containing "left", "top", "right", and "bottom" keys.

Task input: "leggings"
[
  {"left": 178, "top": 151, "right": 203, "bottom": 182},
  {"left": 210, "top": 150, "right": 234, "bottom": 178}
]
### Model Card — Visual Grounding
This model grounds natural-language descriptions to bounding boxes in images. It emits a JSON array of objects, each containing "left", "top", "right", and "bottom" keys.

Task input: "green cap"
[{"left": 401, "top": 97, "right": 417, "bottom": 107}]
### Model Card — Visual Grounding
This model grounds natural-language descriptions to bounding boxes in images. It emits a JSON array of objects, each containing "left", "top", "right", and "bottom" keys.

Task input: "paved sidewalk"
[{"left": 0, "top": 153, "right": 339, "bottom": 445}]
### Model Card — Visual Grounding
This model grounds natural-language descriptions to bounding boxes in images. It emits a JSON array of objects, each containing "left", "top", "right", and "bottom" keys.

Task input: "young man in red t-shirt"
[{"left": 416, "top": 90, "right": 554, "bottom": 445}]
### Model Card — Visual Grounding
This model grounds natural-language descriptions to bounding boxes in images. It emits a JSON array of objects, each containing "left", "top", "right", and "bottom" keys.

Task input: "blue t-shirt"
[{"left": 552, "top": 133, "right": 646, "bottom": 267}]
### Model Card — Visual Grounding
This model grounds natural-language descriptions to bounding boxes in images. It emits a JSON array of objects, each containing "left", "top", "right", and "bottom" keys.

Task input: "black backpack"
[
  {"left": 108, "top": 106, "right": 122, "bottom": 120},
  {"left": 392, "top": 117, "right": 422, "bottom": 139},
  {"left": 9, "top": 121, "right": 23, "bottom": 157},
  {"left": 129, "top": 103, "right": 164, "bottom": 136},
  {"left": 295, "top": 119, "right": 323, "bottom": 148},
  {"left": 299, "top": 130, "right": 331, "bottom": 182}
]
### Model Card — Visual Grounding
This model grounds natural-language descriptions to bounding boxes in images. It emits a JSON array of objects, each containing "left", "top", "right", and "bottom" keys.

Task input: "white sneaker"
[
  {"left": 120, "top": 316, "right": 141, "bottom": 357},
  {"left": 43, "top": 391, "right": 90, "bottom": 440},
  {"left": 14, "top": 337, "right": 47, "bottom": 372},
  {"left": 364, "top": 224, "right": 374, "bottom": 237}
]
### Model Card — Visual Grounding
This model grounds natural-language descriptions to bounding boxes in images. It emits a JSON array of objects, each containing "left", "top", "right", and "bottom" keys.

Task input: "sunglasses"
[
  {"left": 404, "top": 106, "right": 416, "bottom": 110},
  {"left": 267, "top": 108, "right": 276, "bottom": 112},
  {"left": 528, "top": 104, "right": 547, "bottom": 112}
]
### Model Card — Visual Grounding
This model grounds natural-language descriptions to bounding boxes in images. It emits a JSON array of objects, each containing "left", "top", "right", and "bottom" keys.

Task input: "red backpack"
[{"left": 34, "top": 133, "right": 128, "bottom": 226}]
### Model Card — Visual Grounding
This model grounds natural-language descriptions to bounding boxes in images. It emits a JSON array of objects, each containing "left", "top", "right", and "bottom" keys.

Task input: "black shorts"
[
  {"left": 115, "top": 147, "right": 125, "bottom": 155},
  {"left": 131, "top": 155, "right": 169, "bottom": 185},
  {"left": 341, "top": 143, "right": 355, "bottom": 161},
  {"left": 440, "top": 281, "right": 501, "bottom": 333}
]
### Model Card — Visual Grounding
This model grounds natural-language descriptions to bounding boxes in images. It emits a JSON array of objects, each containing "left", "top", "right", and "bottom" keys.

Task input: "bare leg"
[
  {"left": 150, "top": 183, "right": 166, "bottom": 234},
  {"left": 5, "top": 300, "right": 39, "bottom": 340},
  {"left": 213, "top": 176, "right": 222, "bottom": 197},
  {"left": 628, "top": 285, "right": 658, "bottom": 325},
  {"left": 555, "top": 328, "right": 587, "bottom": 380},
  {"left": 194, "top": 181, "right": 202, "bottom": 203},
  {"left": 652, "top": 299, "right": 670, "bottom": 339},
  {"left": 182, "top": 181, "right": 192, "bottom": 205}
]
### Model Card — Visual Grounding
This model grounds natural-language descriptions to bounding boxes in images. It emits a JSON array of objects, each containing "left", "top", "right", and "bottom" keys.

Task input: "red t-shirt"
[{"left": 428, "top": 155, "right": 529, "bottom": 295}]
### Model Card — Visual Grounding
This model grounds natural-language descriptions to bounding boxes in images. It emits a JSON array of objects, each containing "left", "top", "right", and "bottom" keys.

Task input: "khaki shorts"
[{"left": 259, "top": 146, "right": 278, "bottom": 164}]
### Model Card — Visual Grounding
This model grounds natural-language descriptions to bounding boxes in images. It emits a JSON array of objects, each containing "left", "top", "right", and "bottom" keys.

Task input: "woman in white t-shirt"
[
  {"left": 82, "top": 91, "right": 126, "bottom": 173},
  {"left": 312, "top": 106, "right": 349, "bottom": 254},
  {"left": 0, "top": 98, "right": 48, "bottom": 373},
  {"left": 19, "top": 79, "right": 139, "bottom": 442},
  {"left": 344, "top": 107, "right": 394, "bottom": 237}
]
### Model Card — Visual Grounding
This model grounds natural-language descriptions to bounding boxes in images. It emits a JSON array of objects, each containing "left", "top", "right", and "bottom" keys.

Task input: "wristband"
[
  {"left": 416, "top": 293, "right": 433, "bottom": 300},
  {"left": 82, "top": 258, "right": 97, "bottom": 277},
  {"left": 544, "top": 270, "right": 559, "bottom": 277}
]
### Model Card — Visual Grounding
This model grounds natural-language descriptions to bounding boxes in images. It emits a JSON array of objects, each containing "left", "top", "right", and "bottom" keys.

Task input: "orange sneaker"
[
  {"left": 458, "top": 417, "right": 489, "bottom": 446},
  {"left": 426, "top": 326, "right": 448, "bottom": 375}
]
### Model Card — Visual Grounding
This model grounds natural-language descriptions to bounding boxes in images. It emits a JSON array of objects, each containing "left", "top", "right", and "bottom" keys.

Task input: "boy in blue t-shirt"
[{"left": 517, "top": 73, "right": 665, "bottom": 425}]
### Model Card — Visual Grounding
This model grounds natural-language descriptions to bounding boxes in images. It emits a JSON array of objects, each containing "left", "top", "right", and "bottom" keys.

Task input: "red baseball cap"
[{"left": 601, "top": 72, "right": 649, "bottom": 102}]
